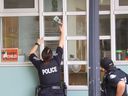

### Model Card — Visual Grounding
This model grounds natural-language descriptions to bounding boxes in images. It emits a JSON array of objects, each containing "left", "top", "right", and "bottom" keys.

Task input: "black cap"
[{"left": 100, "top": 57, "right": 114, "bottom": 70}]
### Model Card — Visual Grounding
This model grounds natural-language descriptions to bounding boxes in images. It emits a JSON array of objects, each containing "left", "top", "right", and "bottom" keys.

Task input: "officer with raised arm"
[{"left": 29, "top": 19, "right": 65, "bottom": 96}]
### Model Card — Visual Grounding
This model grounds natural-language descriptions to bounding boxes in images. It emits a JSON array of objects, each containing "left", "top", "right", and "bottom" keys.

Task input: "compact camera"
[{"left": 53, "top": 16, "right": 62, "bottom": 25}]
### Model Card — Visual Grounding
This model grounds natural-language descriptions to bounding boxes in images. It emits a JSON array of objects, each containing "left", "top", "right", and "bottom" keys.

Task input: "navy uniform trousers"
[{"left": 38, "top": 87, "right": 64, "bottom": 96}]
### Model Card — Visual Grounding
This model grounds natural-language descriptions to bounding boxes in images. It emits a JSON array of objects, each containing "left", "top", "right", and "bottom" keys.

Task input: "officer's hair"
[{"left": 42, "top": 47, "right": 53, "bottom": 63}]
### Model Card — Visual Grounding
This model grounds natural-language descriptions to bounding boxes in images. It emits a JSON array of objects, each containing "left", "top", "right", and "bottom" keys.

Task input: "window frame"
[
  {"left": 0, "top": 16, "right": 40, "bottom": 65},
  {"left": 0, "top": 18, "right": 2, "bottom": 62},
  {"left": 112, "top": 0, "right": 128, "bottom": 63},
  {"left": 41, "top": 0, "right": 88, "bottom": 90},
  {"left": 115, "top": 0, "right": 128, "bottom": 11}
]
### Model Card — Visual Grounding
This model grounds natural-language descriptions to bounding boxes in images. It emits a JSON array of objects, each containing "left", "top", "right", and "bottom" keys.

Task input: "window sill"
[
  {"left": 114, "top": 61, "right": 128, "bottom": 66},
  {"left": 67, "top": 86, "right": 88, "bottom": 90},
  {"left": 0, "top": 62, "right": 33, "bottom": 66}
]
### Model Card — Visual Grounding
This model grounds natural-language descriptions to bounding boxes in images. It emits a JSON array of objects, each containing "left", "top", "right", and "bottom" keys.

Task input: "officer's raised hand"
[{"left": 58, "top": 23, "right": 64, "bottom": 48}]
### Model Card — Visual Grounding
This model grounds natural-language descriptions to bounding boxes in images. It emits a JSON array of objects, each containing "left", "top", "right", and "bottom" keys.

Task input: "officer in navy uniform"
[
  {"left": 29, "top": 23, "right": 64, "bottom": 96},
  {"left": 100, "top": 57, "right": 128, "bottom": 96}
]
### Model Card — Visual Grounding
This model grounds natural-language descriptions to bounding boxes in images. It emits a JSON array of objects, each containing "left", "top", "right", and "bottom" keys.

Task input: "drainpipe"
[{"left": 88, "top": 0, "right": 100, "bottom": 96}]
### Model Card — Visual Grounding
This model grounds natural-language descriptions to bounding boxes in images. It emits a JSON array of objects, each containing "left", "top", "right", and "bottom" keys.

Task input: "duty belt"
[
  {"left": 40, "top": 85, "right": 61, "bottom": 90},
  {"left": 51, "top": 86, "right": 61, "bottom": 89}
]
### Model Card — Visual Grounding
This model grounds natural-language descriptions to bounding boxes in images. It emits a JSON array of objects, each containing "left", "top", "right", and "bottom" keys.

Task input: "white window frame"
[
  {"left": 1, "top": 0, "right": 38, "bottom": 13},
  {"left": 0, "top": 18, "right": 2, "bottom": 62},
  {"left": 112, "top": 0, "right": 128, "bottom": 63},
  {"left": 40, "top": 0, "right": 88, "bottom": 90},
  {"left": 115, "top": 0, "right": 128, "bottom": 11},
  {"left": 65, "top": 5, "right": 88, "bottom": 90},
  {"left": 41, "top": 13, "right": 88, "bottom": 90}
]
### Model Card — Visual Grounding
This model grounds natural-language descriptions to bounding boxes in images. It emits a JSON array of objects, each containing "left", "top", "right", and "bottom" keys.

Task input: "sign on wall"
[{"left": 1, "top": 48, "right": 18, "bottom": 62}]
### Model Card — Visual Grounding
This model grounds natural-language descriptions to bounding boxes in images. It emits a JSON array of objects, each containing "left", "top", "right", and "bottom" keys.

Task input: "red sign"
[{"left": 1, "top": 48, "right": 18, "bottom": 62}]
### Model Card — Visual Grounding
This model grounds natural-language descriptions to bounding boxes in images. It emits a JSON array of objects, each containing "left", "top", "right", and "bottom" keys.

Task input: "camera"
[{"left": 53, "top": 16, "right": 62, "bottom": 25}]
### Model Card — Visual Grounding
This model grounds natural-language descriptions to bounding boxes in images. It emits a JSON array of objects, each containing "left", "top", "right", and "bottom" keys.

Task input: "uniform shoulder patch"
[{"left": 109, "top": 74, "right": 116, "bottom": 79}]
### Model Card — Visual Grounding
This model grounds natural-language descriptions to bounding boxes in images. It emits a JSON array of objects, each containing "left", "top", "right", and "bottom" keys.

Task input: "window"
[
  {"left": 44, "top": 0, "right": 62, "bottom": 12},
  {"left": 116, "top": 15, "right": 128, "bottom": 60},
  {"left": 2, "top": 16, "right": 39, "bottom": 62},
  {"left": 99, "top": 0, "right": 110, "bottom": 11},
  {"left": 67, "top": 40, "right": 87, "bottom": 61},
  {"left": 67, "top": 40, "right": 87, "bottom": 86},
  {"left": 4, "top": 0, "right": 34, "bottom": 8},
  {"left": 119, "top": 0, "right": 128, "bottom": 6},
  {"left": 43, "top": 0, "right": 87, "bottom": 89},
  {"left": 0, "top": 0, "right": 119, "bottom": 91},
  {"left": 100, "top": 15, "right": 110, "bottom": 35},
  {"left": 67, "top": 0, "right": 86, "bottom": 11},
  {"left": 65, "top": 0, "right": 87, "bottom": 88},
  {"left": 2, "top": 0, "right": 38, "bottom": 13},
  {"left": 68, "top": 64, "right": 87, "bottom": 85},
  {"left": 99, "top": 12, "right": 111, "bottom": 91},
  {"left": 100, "top": 15, "right": 111, "bottom": 58},
  {"left": 44, "top": 16, "right": 62, "bottom": 36},
  {"left": 67, "top": 15, "right": 86, "bottom": 36},
  {"left": 100, "top": 40, "right": 111, "bottom": 58}
]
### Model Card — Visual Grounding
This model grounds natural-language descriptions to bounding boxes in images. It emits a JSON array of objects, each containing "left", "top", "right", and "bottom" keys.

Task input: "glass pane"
[
  {"left": 116, "top": 15, "right": 128, "bottom": 60},
  {"left": 99, "top": 0, "right": 110, "bottom": 10},
  {"left": 2, "top": 16, "right": 39, "bottom": 62},
  {"left": 67, "top": 15, "right": 86, "bottom": 36},
  {"left": 4, "top": 0, "right": 34, "bottom": 8},
  {"left": 68, "top": 40, "right": 87, "bottom": 61},
  {"left": 67, "top": 0, "right": 86, "bottom": 11},
  {"left": 100, "top": 40, "right": 111, "bottom": 58},
  {"left": 119, "top": 0, "right": 128, "bottom": 6},
  {"left": 44, "top": 16, "right": 62, "bottom": 36},
  {"left": 69, "top": 64, "right": 87, "bottom": 85},
  {"left": 100, "top": 15, "right": 110, "bottom": 35},
  {"left": 44, "top": 0, "right": 62, "bottom": 12}
]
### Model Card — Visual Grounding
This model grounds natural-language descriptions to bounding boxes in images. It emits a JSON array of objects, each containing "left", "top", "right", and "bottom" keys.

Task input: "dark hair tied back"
[{"left": 42, "top": 47, "right": 53, "bottom": 63}]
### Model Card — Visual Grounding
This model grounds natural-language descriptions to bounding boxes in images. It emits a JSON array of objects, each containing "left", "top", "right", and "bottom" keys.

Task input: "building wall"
[
  {"left": 0, "top": 64, "right": 127, "bottom": 96},
  {"left": 0, "top": 66, "right": 88, "bottom": 96}
]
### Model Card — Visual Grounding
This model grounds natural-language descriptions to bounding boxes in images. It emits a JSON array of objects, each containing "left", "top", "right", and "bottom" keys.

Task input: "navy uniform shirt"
[
  {"left": 29, "top": 47, "right": 63, "bottom": 86},
  {"left": 104, "top": 67, "right": 128, "bottom": 96}
]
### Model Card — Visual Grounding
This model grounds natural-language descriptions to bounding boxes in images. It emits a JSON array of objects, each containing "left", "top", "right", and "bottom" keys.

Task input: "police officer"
[
  {"left": 29, "top": 23, "right": 64, "bottom": 96},
  {"left": 100, "top": 57, "right": 128, "bottom": 96}
]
